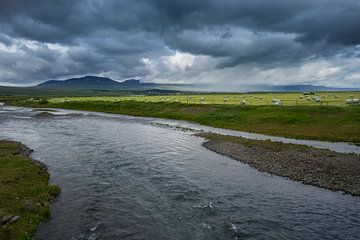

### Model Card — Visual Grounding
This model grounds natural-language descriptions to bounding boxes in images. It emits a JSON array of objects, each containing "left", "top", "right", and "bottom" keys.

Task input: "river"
[{"left": 0, "top": 104, "right": 359, "bottom": 239}]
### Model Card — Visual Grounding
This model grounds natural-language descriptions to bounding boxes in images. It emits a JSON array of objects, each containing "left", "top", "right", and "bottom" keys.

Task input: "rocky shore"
[{"left": 199, "top": 133, "right": 360, "bottom": 196}]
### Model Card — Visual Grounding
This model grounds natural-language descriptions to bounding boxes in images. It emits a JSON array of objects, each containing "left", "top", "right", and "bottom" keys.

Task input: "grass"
[
  {"left": 4, "top": 97, "right": 360, "bottom": 143},
  {"left": 0, "top": 140, "right": 60, "bottom": 240}
]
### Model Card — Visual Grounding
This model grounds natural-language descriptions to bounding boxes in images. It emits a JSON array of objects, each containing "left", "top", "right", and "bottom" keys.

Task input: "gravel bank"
[{"left": 199, "top": 133, "right": 360, "bottom": 196}]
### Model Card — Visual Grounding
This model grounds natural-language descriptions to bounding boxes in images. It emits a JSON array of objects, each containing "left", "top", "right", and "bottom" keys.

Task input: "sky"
[{"left": 0, "top": 0, "right": 359, "bottom": 87}]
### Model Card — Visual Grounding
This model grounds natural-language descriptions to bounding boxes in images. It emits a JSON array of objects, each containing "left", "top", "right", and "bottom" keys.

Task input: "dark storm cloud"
[
  {"left": 153, "top": 0, "right": 360, "bottom": 67},
  {"left": 152, "top": 0, "right": 360, "bottom": 45},
  {"left": 0, "top": 0, "right": 359, "bottom": 85}
]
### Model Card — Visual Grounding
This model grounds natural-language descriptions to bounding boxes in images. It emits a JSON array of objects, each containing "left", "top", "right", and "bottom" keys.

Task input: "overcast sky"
[{"left": 0, "top": 0, "right": 359, "bottom": 87}]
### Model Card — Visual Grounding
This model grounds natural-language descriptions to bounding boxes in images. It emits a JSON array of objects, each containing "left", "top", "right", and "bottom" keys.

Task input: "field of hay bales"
[{"left": 48, "top": 92, "right": 360, "bottom": 107}]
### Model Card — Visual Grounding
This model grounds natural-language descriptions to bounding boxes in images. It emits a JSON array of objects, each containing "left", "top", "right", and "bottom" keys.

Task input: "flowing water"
[{"left": 0, "top": 104, "right": 359, "bottom": 240}]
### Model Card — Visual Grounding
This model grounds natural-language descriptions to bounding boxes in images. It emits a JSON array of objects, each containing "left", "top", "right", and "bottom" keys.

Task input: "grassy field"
[
  {"left": 48, "top": 92, "right": 360, "bottom": 107},
  {"left": 4, "top": 97, "right": 360, "bottom": 143},
  {"left": 0, "top": 86, "right": 144, "bottom": 98},
  {"left": 0, "top": 141, "right": 60, "bottom": 240}
]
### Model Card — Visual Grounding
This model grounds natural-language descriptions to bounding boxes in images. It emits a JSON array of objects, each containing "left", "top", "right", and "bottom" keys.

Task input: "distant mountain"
[
  {"left": 37, "top": 76, "right": 159, "bottom": 90},
  {"left": 37, "top": 76, "right": 120, "bottom": 89},
  {"left": 35, "top": 76, "right": 359, "bottom": 92},
  {"left": 122, "top": 79, "right": 141, "bottom": 85},
  {"left": 262, "top": 84, "right": 355, "bottom": 92}
]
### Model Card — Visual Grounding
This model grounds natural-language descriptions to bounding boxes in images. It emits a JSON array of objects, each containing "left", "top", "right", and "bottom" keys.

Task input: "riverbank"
[
  {"left": 2, "top": 98, "right": 360, "bottom": 143},
  {"left": 0, "top": 140, "right": 60, "bottom": 240},
  {"left": 198, "top": 133, "right": 360, "bottom": 196}
]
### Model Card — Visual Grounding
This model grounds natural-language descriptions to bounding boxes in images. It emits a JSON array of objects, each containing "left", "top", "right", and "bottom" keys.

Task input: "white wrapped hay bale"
[
  {"left": 272, "top": 99, "right": 281, "bottom": 106},
  {"left": 346, "top": 99, "right": 360, "bottom": 105}
]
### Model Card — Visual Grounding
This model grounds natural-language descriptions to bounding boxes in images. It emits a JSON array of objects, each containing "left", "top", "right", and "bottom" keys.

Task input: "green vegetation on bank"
[
  {"left": 0, "top": 86, "right": 144, "bottom": 98},
  {"left": 4, "top": 97, "right": 360, "bottom": 143},
  {"left": 0, "top": 140, "right": 60, "bottom": 240}
]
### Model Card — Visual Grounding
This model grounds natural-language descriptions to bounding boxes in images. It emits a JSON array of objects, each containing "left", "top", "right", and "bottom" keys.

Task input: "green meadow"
[{"left": 4, "top": 92, "right": 360, "bottom": 144}]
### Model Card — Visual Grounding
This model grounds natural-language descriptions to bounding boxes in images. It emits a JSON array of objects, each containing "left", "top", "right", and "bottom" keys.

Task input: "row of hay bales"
[
  {"left": 299, "top": 95, "right": 321, "bottom": 102},
  {"left": 155, "top": 95, "right": 359, "bottom": 106},
  {"left": 152, "top": 95, "right": 359, "bottom": 106},
  {"left": 346, "top": 98, "right": 360, "bottom": 105},
  {"left": 46, "top": 93, "right": 359, "bottom": 106}
]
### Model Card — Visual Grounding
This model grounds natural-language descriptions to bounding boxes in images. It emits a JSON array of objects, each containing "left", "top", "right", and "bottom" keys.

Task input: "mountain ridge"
[{"left": 35, "top": 75, "right": 359, "bottom": 92}]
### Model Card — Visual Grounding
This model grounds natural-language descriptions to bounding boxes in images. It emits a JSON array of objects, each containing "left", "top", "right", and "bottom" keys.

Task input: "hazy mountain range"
[
  {"left": 37, "top": 76, "right": 147, "bottom": 90},
  {"left": 35, "top": 76, "right": 358, "bottom": 92}
]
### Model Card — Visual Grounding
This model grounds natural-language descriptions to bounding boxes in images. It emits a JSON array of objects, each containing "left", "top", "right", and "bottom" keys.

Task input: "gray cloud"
[{"left": 0, "top": 0, "right": 359, "bottom": 86}]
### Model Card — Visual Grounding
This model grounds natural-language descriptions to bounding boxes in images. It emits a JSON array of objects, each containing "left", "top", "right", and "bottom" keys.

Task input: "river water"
[{"left": 0, "top": 104, "right": 359, "bottom": 240}]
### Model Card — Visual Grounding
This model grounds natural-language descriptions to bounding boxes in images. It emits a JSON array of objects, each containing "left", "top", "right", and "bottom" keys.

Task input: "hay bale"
[
  {"left": 346, "top": 99, "right": 360, "bottom": 105},
  {"left": 272, "top": 99, "right": 281, "bottom": 106},
  {"left": 272, "top": 99, "right": 281, "bottom": 103}
]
